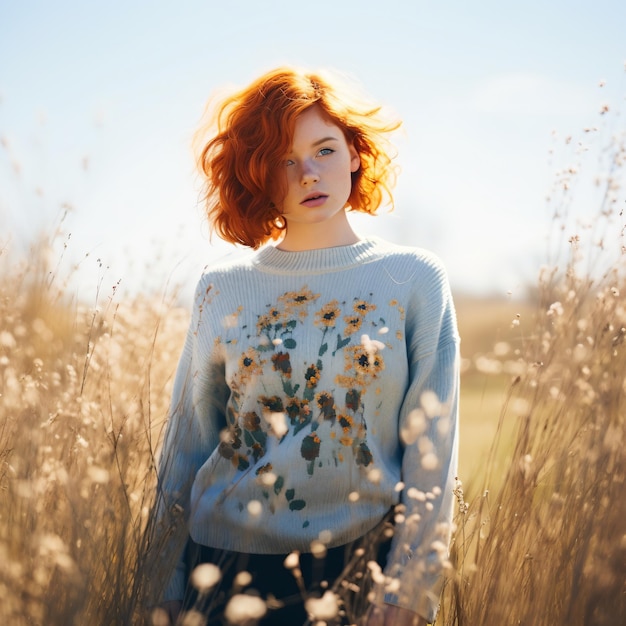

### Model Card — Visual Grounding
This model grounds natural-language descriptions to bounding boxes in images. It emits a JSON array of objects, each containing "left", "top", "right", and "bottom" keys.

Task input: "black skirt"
[{"left": 180, "top": 512, "right": 394, "bottom": 626}]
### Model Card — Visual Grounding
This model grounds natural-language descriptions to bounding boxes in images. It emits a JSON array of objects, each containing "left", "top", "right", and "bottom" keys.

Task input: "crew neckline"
[{"left": 252, "top": 237, "right": 389, "bottom": 274}]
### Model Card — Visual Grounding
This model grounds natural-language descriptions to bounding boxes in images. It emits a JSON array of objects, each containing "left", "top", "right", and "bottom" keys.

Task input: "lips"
[{"left": 300, "top": 193, "right": 328, "bottom": 208}]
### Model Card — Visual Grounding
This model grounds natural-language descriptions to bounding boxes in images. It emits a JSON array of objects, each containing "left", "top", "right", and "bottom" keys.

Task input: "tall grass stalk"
[
  {"left": 440, "top": 109, "right": 626, "bottom": 626},
  {"left": 0, "top": 227, "right": 187, "bottom": 624}
]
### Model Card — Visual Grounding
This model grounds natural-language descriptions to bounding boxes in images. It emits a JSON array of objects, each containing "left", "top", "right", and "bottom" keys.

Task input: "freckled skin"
[{"left": 278, "top": 106, "right": 361, "bottom": 252}]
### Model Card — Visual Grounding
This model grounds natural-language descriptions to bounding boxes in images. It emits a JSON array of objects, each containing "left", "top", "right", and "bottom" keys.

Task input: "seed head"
[
  {"left": 224, "top": 595, "right": 267, "bottom": 623},
  {"left": 190, "top": 563, "right": 221, "bottom": 593}
]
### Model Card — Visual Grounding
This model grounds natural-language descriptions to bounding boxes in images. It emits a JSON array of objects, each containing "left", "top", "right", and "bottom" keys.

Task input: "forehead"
[{"left": 291, "top": 106, "right": 345, "bottom": 144}]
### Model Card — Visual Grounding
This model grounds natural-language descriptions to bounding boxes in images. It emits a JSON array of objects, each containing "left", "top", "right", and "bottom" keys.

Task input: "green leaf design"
[
  {"left": 283, "top": 338, "right": 297, "bottom": 349},
  {"left": 345, "top": 388, "right": 361, "bottom": 411},
  {"left": 355, "top": 441, "right": 373, "bottom": 467},
  {"left": 285, "top": 488, "right": 295, "bottom": 501},
  {"left": 282, "top": 380, "right": 300, "bottom": 397},
  {"left": 335, "top": 333, "right": 351, "bottom": 352},
  {"left": 289, "top": 499, "right": 306, "bottom": 511},
  {"left": 274, "top": 475, "right": 284, "bottom": 495},
  {"left": 319, "top": 342, "right": 328, "bottom": 356},
  {"left": 293, "top": 416, "right": 311, "bottom": 435},
  {"left": 252, "top": 429, "right": 267, "bottom": 445},
  {"left": 300, "top": 433, "right": 321, "bottom": 460}
]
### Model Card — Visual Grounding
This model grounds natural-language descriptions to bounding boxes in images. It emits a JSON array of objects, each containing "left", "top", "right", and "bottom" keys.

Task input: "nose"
[{"left": 300, "top": 160, "right": 320, "bottom": 186}]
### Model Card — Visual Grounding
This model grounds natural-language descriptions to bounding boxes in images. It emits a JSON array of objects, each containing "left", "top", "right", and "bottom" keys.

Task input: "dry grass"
[
  {"left": 443, "top": 276, "right": 626, "bottom": 625},
  {"left": 438, "top": 110, "right": 626, "bottom": 625},
  {"left": 1, "top": 97, "right": 625, "bottom": 626},
  {"left": 0, "top": 230, "right": 188, "bottom": 624}
]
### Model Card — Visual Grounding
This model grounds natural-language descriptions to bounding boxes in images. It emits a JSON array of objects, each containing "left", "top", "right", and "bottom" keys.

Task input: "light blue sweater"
[{"left": 157, "top": 236, "right": 460, "bottom": 621}]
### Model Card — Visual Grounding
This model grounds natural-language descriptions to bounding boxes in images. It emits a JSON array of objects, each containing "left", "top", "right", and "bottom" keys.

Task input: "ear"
[{"left": 349, "top": 143, "right": 360, "bottom": 173}]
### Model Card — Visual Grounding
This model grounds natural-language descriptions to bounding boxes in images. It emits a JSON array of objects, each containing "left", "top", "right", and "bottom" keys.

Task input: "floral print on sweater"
[{"left": 216, "top": 286, "right": 393, "bottom": 512}]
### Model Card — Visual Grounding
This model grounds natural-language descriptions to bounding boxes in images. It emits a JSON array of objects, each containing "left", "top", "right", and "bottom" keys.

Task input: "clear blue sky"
[{"left": 1, "top": 0, "right": 625, "bottom": 301}]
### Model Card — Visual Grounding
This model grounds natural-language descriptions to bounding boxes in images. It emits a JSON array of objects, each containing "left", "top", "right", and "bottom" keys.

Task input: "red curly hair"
[{"left": 195, "top": 67, "right": 401, "bottom": 249}]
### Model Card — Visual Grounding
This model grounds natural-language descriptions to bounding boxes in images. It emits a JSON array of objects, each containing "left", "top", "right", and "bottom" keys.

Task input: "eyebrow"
[
  {"left": 311, "top": 136, "right": 339, "bottom": 147},
  {"left": 287, "top": 136, "right": 340, "bottom": 155}
]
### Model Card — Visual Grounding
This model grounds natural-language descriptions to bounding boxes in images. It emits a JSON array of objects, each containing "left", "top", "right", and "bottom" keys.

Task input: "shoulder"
[
  {"left": 372, "top": 240, "right": 460, "bottom": 347},
  {"left": 203, "top": 247, "right": 259, "bottom": 278},
  {"left": 182, "top": 248, "right": 260, "bottom": 317},
  {"left": 193, "top": 247, "right": 258, "bottom": 290},
  {"left": 370, "top": 237, "right": 451, "bottom": 287}
]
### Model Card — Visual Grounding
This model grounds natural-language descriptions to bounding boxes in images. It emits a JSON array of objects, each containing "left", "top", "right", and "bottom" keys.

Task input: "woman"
[{"left": 152, "top": 67, "right": 460, "bottom": 626}]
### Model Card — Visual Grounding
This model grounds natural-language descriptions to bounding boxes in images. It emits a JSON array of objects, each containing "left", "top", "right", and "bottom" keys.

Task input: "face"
[{"left": 279, "top": 105, "right": 360, "bottom": 227}]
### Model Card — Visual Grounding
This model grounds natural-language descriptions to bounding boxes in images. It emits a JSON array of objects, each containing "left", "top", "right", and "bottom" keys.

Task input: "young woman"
[{"left": 152, "top": 67, "right": 460, "bottom": 626}]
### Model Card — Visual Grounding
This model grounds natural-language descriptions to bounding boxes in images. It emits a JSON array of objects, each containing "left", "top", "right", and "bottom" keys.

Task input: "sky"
[{"left": 1, "top": 0, "right": 625, "bottom": 304}]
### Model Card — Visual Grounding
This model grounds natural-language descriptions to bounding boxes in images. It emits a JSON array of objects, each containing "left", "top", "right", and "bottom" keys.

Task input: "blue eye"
[
  {"left": 285, "top": 159, "right": 295, "bottom": 167},
  {"left": 318, "top": 148, "right": 334, "bottom": 156}
]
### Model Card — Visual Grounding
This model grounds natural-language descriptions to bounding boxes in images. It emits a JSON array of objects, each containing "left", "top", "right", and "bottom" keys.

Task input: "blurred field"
[
  {"left": 2, "top": 105, "right": 625, "bottom": 625},
  {"left": 454, "top": 294, "right": 533, "bottom": 491}
]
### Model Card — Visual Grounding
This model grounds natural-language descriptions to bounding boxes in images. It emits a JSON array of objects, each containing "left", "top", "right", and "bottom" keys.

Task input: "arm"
[
  {"left": 148, "top": 278, "right": 226, "bottom": 605},
  {"left": 372, "top": 260, "right": 460, "bottom": 623}
]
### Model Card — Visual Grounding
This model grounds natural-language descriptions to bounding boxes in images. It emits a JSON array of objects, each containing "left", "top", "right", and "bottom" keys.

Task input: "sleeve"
[
  {"left": 148, "top": 277, "right": 228, "bottom": 603},
  {"left": 377, "top": 258, "right": 460, "bottom": 623}
]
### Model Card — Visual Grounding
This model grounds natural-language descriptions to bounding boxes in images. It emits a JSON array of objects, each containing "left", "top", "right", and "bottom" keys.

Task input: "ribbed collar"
[{"left": 252, "top": 237, "right": 389, "bottom": 275}]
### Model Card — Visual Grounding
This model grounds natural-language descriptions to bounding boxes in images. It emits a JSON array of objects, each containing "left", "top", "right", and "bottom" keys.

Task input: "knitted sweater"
[{"left": 157, "top": 236, "right": 460, "bottom": 621}]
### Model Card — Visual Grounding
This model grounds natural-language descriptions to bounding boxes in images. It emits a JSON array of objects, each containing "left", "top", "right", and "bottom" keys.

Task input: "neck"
[{"left": 277, "top": 212, "right": 360, "bottom": 252}]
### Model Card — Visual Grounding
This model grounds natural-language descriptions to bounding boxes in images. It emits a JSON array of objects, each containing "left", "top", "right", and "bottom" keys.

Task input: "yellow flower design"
[
  {"left": 335, "top": 373, "right": 358, "bottom": 389},
  {"left": 338, "top": 414, "right": 354, "bottom": 433},
  {"left": 305, "top": 363, "right": 322, "bottom": 388},
  {"left": 278, "top": 287, "right": 320, "bottom": 316},
  {"left": 343, "top": 314, "right": 363, "bottom": 336},
  {"left": 238, "top": 348, "right": 264, "bottom": 380},
  {"left": 257, "top": 307, "right": 286, "bottom": 333},
  {"left": 345, "top": 345, "right": 385, "bottom": 379},
  {"left": 353, "top": 300, "right": 376, "bottom": 316},
  {"left": 259, "top": 395, "right": 284, "bottom": 413},
  {"left": 286, "top": 397, "right": 311, "bottom": 424},
  {"left": 315, "top": 300, "right": 341, "bottom": 328},
  {"left": 316, "top": 391, "right": 336, "bottom": 422}
]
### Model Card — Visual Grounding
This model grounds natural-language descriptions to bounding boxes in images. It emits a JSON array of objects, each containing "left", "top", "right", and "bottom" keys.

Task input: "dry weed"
[
  {"left": 440, "top": 94, "right": 626, "bottom": 626},
  {"left": 0, "top": 230, "right": 188, "bottom": 624}
]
